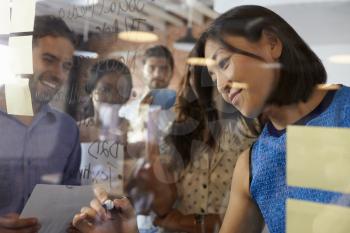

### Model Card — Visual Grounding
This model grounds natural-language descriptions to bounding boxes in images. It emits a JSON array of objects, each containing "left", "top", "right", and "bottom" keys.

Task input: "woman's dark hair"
[
  {"left": 166, "top": 42, "right": 221, "bottom": 167},
  {"left": 201, "top": 5, "right": 327, "bottom": 106},
  {"left": 86, "top": 59, "right": 133, "bottom": 95},
  {"left": 84, "top": 59, "right": 133, "bottom": 116}
]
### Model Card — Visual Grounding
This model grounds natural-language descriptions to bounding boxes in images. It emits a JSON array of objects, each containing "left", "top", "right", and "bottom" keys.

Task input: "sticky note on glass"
[
  {"left": 0, "top": 0, "right": 10, "bottom": 35},
  {"left": 286, "top": 199, "right": 350, "bottom": 233},
  {"left": 9, "top": 35, "right": 33, "bottom": 74},
  {"left": 5, "top": 78, "right": 33, "bottom": 116},
  {"left": 10, "top": 0, "right": 36, "bottom": 33},
  {"left": 287, "top": 126, "right": 350, "bottom": 194},
  {"left": 0, "top": 44, "right": 14, "bottom": 84}
]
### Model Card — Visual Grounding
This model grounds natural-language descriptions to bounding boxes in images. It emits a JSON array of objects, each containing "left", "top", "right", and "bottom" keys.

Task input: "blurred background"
[{"left": 2, "top": 0, "right": 350, "bottom": 118}]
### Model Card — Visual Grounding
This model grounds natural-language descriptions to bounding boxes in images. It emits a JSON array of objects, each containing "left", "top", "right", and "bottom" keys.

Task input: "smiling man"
[
  {"left": 29, "top": 35, "right": 74, "bottom": 109},
  {"left": 0, "top": 15, "right": 81, "bottom": 233}
]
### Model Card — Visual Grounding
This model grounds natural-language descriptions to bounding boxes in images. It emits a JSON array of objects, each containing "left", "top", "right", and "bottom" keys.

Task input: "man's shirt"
[
  {"left": 119, "top": 88, "right": 176, "bottom": 142},
  {"left": 0, "top": 105, "right": 81, "bottom": 215}
]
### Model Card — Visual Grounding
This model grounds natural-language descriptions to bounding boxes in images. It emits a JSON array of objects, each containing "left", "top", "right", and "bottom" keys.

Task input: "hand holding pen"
[{"left": 72, "top": 187, "right": 139, "bottom": 233}]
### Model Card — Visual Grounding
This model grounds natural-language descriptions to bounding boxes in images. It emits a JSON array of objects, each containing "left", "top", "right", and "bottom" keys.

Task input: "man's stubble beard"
[{"left": 29, "top": 73, "right": 59, "bottom": 106}]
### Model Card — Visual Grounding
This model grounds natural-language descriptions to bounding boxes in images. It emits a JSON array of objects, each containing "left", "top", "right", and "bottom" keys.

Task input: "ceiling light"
[
  {"left": 329, "top": 54, "right": 350, "bottom": 64},
  {"left": 174, "top": 1, "right": 196, "bottom": 52},
  {"left": 229, "top": 82, "right": 249, "bottom": 90},
  {"left": 187, "top": 57, "right": 216, "bottom": 66},
  {"left": 317, "top": 84, "right": 340, "bottom": 90},
  {"left": 118, "top": 31, "right": 159, "bottom": 43},
  {"left": 174, "top": 27, "right": 196, "bottom": 52}
]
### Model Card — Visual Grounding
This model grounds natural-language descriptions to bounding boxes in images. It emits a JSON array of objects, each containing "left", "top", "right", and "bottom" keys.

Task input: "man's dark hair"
[
  {"left": 143, "top": 45, "right": 175, "bottom": 72},
  {"left": 33, "top": 15, "right": 75, "bottom": 46},
  {"left": 195, "top": 5, "right": 327, "bottom": 106}
]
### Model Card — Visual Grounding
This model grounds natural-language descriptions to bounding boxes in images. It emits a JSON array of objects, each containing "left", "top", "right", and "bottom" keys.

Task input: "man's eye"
[
  {"left": 218, "top": 56, "right": 230, "bottom": 70},
  {"left": 43, "top": 56, "right": 54, "bottom": 63}
]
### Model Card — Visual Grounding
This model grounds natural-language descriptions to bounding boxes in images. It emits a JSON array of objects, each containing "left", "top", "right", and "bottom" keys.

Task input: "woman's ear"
[{"left": 262, "top": 29, "right": 282, "bottom": 60}]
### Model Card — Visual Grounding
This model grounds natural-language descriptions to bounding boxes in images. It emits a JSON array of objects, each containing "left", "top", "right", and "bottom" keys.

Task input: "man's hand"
[
  {"left": 72, "top": 187, "right": 138, "bottom": 233},
  {"left": 0, "top": 213, "right": 40, "bottom": 233}
]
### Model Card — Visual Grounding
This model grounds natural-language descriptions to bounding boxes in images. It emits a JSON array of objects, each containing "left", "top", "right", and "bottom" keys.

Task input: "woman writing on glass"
[
  {"left": 72, "top": 5, "right": 350, "bottom": 233},
  {"left": 198, "top": 5, "right": 350, "bottom": 233}
]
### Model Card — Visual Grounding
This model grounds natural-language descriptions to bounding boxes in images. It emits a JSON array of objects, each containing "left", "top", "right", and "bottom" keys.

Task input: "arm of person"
[
  {"left": 219, "top": 149, "right": 264, "bottom": 233},
  {"left": 0, "top": 213, "right": 40, "bottom": 233},
  {"left": 124, "top": 156, "right": 177, "bottom": 217},
  {"left": 61, "top": 127, "right": 82, "bottom": 185},
  {"left": 154, "top": 209, "right": 223, "bottom": 233},
  {"left": 125, "top": 134, "right": 177, "bottom": 217},
  {"left": 148, "top": 157, "right": 177, "bottom": 216}
]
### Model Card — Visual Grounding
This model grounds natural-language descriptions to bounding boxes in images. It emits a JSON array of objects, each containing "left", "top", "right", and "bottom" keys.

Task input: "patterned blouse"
[{"left": 173, "top": 117, "right": 259, "bottom": 215}]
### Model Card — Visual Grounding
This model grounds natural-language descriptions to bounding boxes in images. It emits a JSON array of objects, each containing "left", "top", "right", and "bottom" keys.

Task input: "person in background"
[
  {"left": 119, "top": 45, "right": 176, "bottom": 130},
  {"left": 152, "top": 46, "right": 260, "bottom": 233},
  {"left": 71, "top": 45, "right": 261, "bottom": 233},
  {"left": 142, "top": 45, "right": 174, "bottom": 90},
  {"left": 78, "top": 59, "right": 133, "bottom": 143},
  {"left": 75, "top": 59, "right": 176, "bottom": 233},
  {"left": 141, "top": 45, "right": 177, "bottom": 109},
  {"left": 0, "top": 15, "right": 81, "bottom": 232},
  {"left": 117, "top": 45, "right": 178, "bottom": 233}
]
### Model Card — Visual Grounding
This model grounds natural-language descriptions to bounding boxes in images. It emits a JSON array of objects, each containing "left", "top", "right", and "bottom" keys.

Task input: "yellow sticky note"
[
  {"left": 287, "top": 126, "right": 350, "bottom": 194},
  {"left": 5, "top": 78, "right": 33, "bottom": 116},
  {"left": 0, "top": 0, "right": 10, "bottom": 35},
  {"left": 9, "top": 36, "right": 33, "bottom": 74},
  {"left": 0, "top": 45, "right": 14, "bottom": 84},
  {"left": 287, "top": 199, "right": 350, "bottom": 233},
  {"left": 10, "top": 0, "right": 36, "bottom": 33}
]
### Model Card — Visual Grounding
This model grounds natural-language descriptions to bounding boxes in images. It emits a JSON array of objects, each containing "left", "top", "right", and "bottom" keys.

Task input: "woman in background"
[
  {"left": 152, "top": 43, "right": 261, "bottom": 232},
  {"left": 72, "top": 59, "right": 177, "bottom": 233},
  {"left": 78, "top": 59, "right": 132, "bottom": 143},
  {"left": 71, "top": 53, "right": 260, "bottom": 233}
]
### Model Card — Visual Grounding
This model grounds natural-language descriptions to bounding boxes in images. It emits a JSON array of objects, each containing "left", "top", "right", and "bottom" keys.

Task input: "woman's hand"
[{"left": 72, "top": 187, "right": 139, "bottom": 233}]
